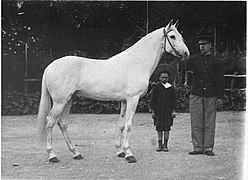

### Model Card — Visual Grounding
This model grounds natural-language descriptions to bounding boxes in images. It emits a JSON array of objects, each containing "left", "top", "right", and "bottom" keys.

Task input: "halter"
[
  {"left": 163, "top": 28, "right": 187, "bottom": 84},
  {"left": 163, "top": 28, "right": 181, "bottom": 58}
]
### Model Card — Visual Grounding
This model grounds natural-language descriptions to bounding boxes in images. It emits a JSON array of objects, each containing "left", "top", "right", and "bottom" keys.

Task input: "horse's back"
[
  {"left": 47, "top": 56, "right": 100, "bottom": 69},
  {"left": 44, "top": 56, "right": 127, "bottom": 101},
  {"left": 45, "top": 56, "right": 107, "bottom": 76}
]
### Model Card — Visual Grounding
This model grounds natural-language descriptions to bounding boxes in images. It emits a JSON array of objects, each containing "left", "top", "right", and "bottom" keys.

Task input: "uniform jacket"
[{"left": 187, "top": 54, "right": 225, "bottom": 99}]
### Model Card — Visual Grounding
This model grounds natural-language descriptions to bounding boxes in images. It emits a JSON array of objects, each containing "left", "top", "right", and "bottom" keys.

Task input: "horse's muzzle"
[{"left": 180, "top": 51, "right": 190, "bottom": 61}]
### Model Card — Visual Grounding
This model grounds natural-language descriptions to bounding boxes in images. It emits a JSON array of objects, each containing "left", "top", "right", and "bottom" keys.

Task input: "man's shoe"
[
  {"left": 188, "top": 150, "right": 203, "bottom": 155},
  {"left": 204, "top": 151, "right": 214, "bottom": 156}
]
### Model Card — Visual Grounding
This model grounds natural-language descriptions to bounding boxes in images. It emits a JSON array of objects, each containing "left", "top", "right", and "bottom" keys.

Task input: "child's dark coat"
[{"left": 150, "top": 83, "right": 176, "bottom": 131}]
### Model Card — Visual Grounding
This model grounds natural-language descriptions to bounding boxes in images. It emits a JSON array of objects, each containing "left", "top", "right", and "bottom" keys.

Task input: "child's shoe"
[
  {"left": 156, "top": 140, "right": 162, "bottom": 152},
  {"left": 162, "top": 144, "right": 169, "bottom": 152}
]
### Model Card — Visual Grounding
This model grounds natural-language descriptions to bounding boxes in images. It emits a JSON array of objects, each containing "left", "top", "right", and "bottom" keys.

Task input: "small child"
[{"left": 150, "top": 71, "right": 176, "bottom": 152}]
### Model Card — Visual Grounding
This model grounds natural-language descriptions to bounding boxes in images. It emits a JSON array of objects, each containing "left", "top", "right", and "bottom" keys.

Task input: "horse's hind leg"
[
  {"left": 46, "top": 101, "right": 67, "bottom": 163},
  {"left": 115, "top": 100, "right": 126, "bottom": 158},
  {"left": 57, "top": 100, "right": 83, "bottom": 160}
]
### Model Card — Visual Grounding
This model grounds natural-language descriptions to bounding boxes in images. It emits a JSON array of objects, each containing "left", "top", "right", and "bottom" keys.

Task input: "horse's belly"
[
  {"left": 75, "top": 78, "right": 148, "bottom": 101},
  {"left": 74, "top": 89, "right": 125, "bottom": 101}
]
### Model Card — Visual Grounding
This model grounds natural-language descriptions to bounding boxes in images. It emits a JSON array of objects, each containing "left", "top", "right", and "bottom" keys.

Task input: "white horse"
[{"left": 37, "top": 20, "right": 189, "bottom": 163}]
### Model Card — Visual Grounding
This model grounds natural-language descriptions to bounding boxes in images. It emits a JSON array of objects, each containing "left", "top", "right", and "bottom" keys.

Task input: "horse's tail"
[{"left": 37, "top": 68, "right": 51, "bottom": 143}]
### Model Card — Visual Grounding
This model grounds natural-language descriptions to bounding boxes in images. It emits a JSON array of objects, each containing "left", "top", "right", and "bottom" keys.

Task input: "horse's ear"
[
  {"left": 174, "top": 20, "right": 179, "bottom": 28},
  {"left": 169, "top": 19, "right": 174, "bottom": 27},
  {"left": 166, "top": 19, "right": 174, "bottom": 29}
]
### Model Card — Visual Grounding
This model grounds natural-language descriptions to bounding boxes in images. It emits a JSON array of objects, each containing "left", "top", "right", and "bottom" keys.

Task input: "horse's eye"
[{"left": 170, "top": 35, "right": 175, "bottom": 40}]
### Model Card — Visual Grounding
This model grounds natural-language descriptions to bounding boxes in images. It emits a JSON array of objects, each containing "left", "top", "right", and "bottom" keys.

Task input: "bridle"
[
  {"left": 163, "top": 27, "right": 187, "bottom": 84},
  {"left": 163, "top": 28, "right": 181, "bottom": 58}
]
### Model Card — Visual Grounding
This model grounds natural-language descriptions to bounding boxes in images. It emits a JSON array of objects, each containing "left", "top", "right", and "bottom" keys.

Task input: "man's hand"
[
  {"left": 172, "top": 111, "right": 177, "bottom": 119},
  {"left": 152, "top": 112, "right": 156, "bottom": 119},
  {"left": 216, "top": 98, "right": 223, "bottom": 107}
]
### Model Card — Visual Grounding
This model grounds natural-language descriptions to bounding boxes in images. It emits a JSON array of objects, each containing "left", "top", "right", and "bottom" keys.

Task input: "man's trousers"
[{"left": 189, "top": 94, "right": 217, "bottom": 151}]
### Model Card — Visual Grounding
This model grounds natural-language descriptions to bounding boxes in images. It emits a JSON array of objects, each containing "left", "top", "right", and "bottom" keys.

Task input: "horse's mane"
[
  {"left": 110, "top": 27, "right": 164, "bottom": 60},
  {"left": 124, "top": 28, "right": 164, "bottom": 53}
]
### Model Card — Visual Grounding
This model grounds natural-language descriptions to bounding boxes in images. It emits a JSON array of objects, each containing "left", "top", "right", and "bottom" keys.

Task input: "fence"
[
  {"left": 23, "top": 78, "right": 41, "bottom": 94},
  {"left": 224, "top": 74, "right": 246, "bottom": 90},
  {"left": 23, "top": 74, "right": 246, "bottom": 94}
]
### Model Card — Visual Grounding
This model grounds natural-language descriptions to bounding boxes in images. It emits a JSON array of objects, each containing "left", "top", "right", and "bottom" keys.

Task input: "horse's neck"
[{"left": 118, "top": 28, "right": 164, "bottom": 76}]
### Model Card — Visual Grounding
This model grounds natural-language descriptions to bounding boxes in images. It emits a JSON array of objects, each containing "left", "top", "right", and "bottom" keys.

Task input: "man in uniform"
[{"left": 187, "top": 33, "right": 225, "bottom": 156}]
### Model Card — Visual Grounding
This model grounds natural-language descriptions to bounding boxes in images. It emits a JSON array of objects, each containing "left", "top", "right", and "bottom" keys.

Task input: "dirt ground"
[{"left": 1, "top": 111, "right": 246, "bottom": 179}]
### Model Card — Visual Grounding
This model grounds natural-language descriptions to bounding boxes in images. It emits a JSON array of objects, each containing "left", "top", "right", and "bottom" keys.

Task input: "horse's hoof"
[
  {"left": 49, "top": 157, "right": 60, "bottom": 163},
  {"left": 117, "top": 152, "right": 126, "bottom": 158},
  {"left": 126, "top": 156, "right": 137, "bottom": 163},
  {"left": 74, "top": 154, "right": 84, "bottom": 160}
]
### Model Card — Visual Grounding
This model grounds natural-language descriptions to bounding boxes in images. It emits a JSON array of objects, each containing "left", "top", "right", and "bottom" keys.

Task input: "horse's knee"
[
  {"left": 125, "top": 124, "right": 132, "bottom": 132},
  {"left": 118, "top": 124, "right": 125, "bottom": 131}
]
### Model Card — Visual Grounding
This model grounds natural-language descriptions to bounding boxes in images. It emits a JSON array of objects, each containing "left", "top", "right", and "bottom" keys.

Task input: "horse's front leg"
[
  {"left": 115, "top": 100, "right": 127, "bottom": 158},
  {"left": 123, "top": 96, "right": 139, "bottom": 163}
]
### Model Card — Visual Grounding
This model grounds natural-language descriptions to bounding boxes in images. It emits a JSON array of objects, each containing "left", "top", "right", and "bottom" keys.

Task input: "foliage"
[
  {"left": 175, "top": 85, "right": 191, "bottom": 112},
  {"left": 1, "top": 91, "right": 40, "bottom": 115},
  {"left": 222, "top": 89, "right": 246, "bottom": 111},
  {"left": 70, "top": 98, "right": 120, "bottom": 114},
  {"left": 1, "top": 87, "right": 245, "bottom": 116}
]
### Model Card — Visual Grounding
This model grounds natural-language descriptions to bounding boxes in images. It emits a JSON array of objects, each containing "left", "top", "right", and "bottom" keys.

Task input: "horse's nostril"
[
  {"left": 183, "top": 51, "right": 190, "bottom": 60},
  {"left": 185, "top": 51, "right": 190, "bottom": 57}
]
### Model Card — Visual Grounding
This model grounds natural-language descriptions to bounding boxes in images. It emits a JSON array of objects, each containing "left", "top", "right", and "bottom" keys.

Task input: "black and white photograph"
[{"left": 1, "top": 1, "right": 247, "bottom": 179}]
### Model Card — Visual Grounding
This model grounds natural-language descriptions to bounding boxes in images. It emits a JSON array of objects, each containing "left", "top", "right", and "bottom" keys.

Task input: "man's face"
[{"left": 199, "top": 42, "right": 212, "bottom": 55}]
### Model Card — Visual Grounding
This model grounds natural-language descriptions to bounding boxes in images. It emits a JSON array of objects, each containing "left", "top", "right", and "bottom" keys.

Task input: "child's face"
[{"left": 159, "top": 73, "right": 169, "bottom": 83}]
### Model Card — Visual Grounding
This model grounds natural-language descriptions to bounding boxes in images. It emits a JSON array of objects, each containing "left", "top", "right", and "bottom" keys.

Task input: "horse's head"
[{"left": 164, "top": 20, "right": 190, "bottom": 61}]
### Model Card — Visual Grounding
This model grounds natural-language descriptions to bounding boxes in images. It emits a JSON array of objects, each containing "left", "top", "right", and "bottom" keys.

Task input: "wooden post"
[
  {"left": 230, "top": 71, "right": 238, "bottom": 89},
  {"left": 24, "top": 43, "right": 28, "bottom": 94},
  {"left": 214, "top": 25, "right": 217, "bottom": 56},
  {"left": 177, "top": 61, "right": 180, "bottom": 84},
  {"left": 25, "top": 43, "right": 28, "bottom": 78},
  {"left": 146, "top": 0, "right": 149, "bottom": 34}
]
